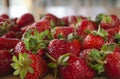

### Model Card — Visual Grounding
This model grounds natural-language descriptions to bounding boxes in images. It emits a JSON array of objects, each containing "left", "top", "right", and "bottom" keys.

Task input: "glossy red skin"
[
  {"left": 100, "top": 15, "right": 120, "bottom": 29},
  {"left": 16, "top": 13, "right": 35, "bottom": 27},
  {"left": 67, "top": 39, "right": 81, "bottom": 56},
  {"left": 25, "top": 54, "right": 47, "bottom": 79},
  {"left": 106, "top": 27, "right": 120, "bottom": 42},
  {"left": 33, "top": 20, "right": 50, "bottom": 32},
  {"left": 82, "top": 34, "right": 105, "bottom": 50},
  {"left": 2, "top": 31, "right": 16, "bottom": 38},
  {"left": 41, "top": 13, "right": 60, "bottom": 26},
  {"left": 48, "top": 39, "right": 67, "bottom": 60},
  {"left": 0, "top": 50, "right": 12, "bottom": 76},
  {"left": 105, "top": 52, "right": 120, "bottom": 79},
  {"left": 0, "top": 38, "right": 20, "bottom": 50},
  {"left": 76, "top": 19, "right": 97, "bottom": 39},
  {"left": 68, "top": 15, "right": 77, "bottom": 25},
  {"left": 60, "top": 16, "right": 69, "bottom": 26},
  {"left": 14, "top": 41, "right": 30, "bottom": 56},
  {"left": 9, "top": 25, "right": 21, "bottom": 32},
  {"left": 54, "top": 26, "right": 74, "bottom": 39},
  {"left": 79, "top": 49, "right": 93, "bottom": 62},
  {"left": 114, "top": 47, "right": 120, "bottom": 52},
  {"left": 0, "top": 14, "right": 9, "bottom": 19},
  {"left": 59, "top": 55, "right": 95, "bottom": 79},
  {"left": 14, "top": 42, "right": 45, "bottom": 58}
]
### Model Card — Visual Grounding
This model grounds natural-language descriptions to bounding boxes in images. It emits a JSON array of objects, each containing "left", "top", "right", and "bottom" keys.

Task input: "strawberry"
[
  {"left": 98, "top": 14, "right": 120, "bottom": 29},
  {"left": 48, "top": 39, "right": 67, "bottom": 60},
  {"left": 2, "top": 31, "right": 16, "bottom": 38},
  {"left": 68, "top": 15, "right": 77, "bottom": 25},
  {"left": 0, "top": 37, "right": 20, "bottom": 50},
  {"left": 58, "top": 54, "right": 95, "bottom": 79},
  {"left": 11, "top": 53, "right": 47, "bottom": 79},
  {"left": 60, "top": 16, "right": 69, "bottom": 26},
  {"left": 82, "top": 26, "right": 108, "bottom": 50},
  {"left": 105, "top": 52, "right": 120, "bottom": 79},
  {"left": 76, "top": 19, "right": 97, "bottom": 38},
  {"left": 0, "top": 14, "right": 9, "bottom": 19},
  {"left": 41, "top": 13, "right": 60, "bottom": 26},
  {"left": 33, "top": 20, "right": 50, "bottom": 32},
  {"left": 106, "top": 27, "right": 120, "bottom": 42},
  {"left": 16, "top": 13, "right": 35, "bottom": 27},
  {"left": 82, "top": 34, "right": 105, "bottom": 50},
  {"left": 0, "top": 50, "right": 12, "bottom": 76},
  {"left": 54, "top": 26, "right": 74, "bottom": 39},
  {"left": 67, "top": 39, "right": 81, "bottom": 56}
]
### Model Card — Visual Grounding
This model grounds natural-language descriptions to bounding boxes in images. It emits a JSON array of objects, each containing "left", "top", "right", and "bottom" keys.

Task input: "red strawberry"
[
  {"left": 0, "top": 38, "right": 20, "bottom": 50},
  {"left": 100, "top": 14, "right": 120, "bottom": 29},
  {"left": 41, "top": 13, "right": 60, "bottom": 26},
  {"left": 48, "top": 39, "right": 67, "bottom": 59},
  {"left": 0, "top": 50, "right": 12, "bottom": 76},
  {"left": 33, "top": 20, "right": 50, "bottom": 32},
  {"left": 59, "top": 54, "right": 95, "bottom": 79},
  {"left": 82, "top": 34, "right": 105, "bottom": 50},
  {"left": 105, "top": 52, "right": 120, "bottom": 79},
  {"left": 76, "top": 19, "right": 97, "bottom": 38},
  {"left": 79, "top": 49, "right": 93, "bottom": 62},
  {"left": 60, "top": 16, "right": 69, "bottom": 26},
  {"left": 68, "top": 15, "right": 77, "bottom": 25},
  {"left": 54, "top": 26, "right": 74, "bottom": 39},
  {"left": 0, "top": 14, "right": 9, "bottom": 19},
  {"left": 106, "top": 27, "right": 120, "bottom": 42},
  {"left": 67, "top": 39, "right": 81, "bottom": 56},
  {"left": 2, "top": 31, "right": 16, "bottom": 38},
  {"left": 14, "top": 41, "right": 30, "bottom": 55},
  {"left": 16, "top": 13, "right": 35, "bottom": 27},
  {"left": 11, "top": 53, "right": 47, "bottom": 79}
]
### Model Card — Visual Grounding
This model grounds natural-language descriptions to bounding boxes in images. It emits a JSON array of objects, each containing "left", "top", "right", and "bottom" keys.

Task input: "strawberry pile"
[{"left": 0, "top": 13, "right": 120, "bottom": 79}]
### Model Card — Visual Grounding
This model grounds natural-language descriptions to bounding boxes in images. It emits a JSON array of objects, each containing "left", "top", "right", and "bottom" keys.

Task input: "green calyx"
[
  {"left": 11, "top": 53, "right": 33, "bottom": 79},
  {"left": 23, "top": 29, "right": 50, "bottom": 53},
  {"left": 47, "top": 53, "right": 70, "bottom": 78},
  {"left": 114, "top": 31, "right": 120, "bottom": 46},
  {"left": 102, "top": 15, "right": 112, "bottom": 24},
  {"left": 0, "top": 22, "right": 11, "bottom": 36},
  {"left": 47, "top": 53, "right": 70, "bottom": 68},
  {"left": 88, "top": 43, "right": 115, "bottom": 74},
  {"left": 92, "top": 26, "right": 108, "bottom": 39},
  {"left": 88, "top": 49, "right": 106, "bottom": 74},
  {"left": 95, "top": 14, "right": 107, "bottom": 25}
]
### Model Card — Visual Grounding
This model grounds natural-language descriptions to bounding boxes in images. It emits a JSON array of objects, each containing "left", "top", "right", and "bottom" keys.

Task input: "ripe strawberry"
[
  {"left": 99, "top": 14, "right": 120, "bottom": 29},
  {"left": 105, "top": 52, "right": 120, "bottom": 79},
  {"left": 59, "top": 54, "right": 95, "bottom": 79},
  {"left": 60, "top": 16, "right": 69, "bottom": 26},
  {"left": 82, "top": 34, "right": 105, "bottom": 50},
  {"left": 11, "top": 53, "right": 47, "bottom": 79},
  {"left": 0, "top": 50, "right": 12, "bottom": 76},
  {"left": 41, "top": 13, "right": 60, "bottom": 26},
  {"left": 106, "top": 27, "right": 120, "bottom": 42},
  {"left": 16, "top": 13, "right": 35, "bottom": 27},
  {"left": 0, "top": 37, "right": 20, "bottom": 50},
  {"left": 48, "top": 39, "right": 67, "bottom": 59},
  {"left": 0, "top": 14, "right": 9, "bottom": 19},
  {"left": 54, "top": 26, "right": 74, "bottom": 39},
  {"left": 33, "top": 20, "right": 50, "bottom": 32},
  {"left": 67, "top": 39, "right": 81, "bottom": 56},
  {"left": 76, "top": 19, "right": 97, "bottom": 38},
  {"left": 2, "top": 31, "right": 16, "bottom": 38},
  {"left": 68, "top": 15, "right": 77, "bottom": 25},
  {"left": 14, "top": 41, "right": 30, "bottom": 55}
]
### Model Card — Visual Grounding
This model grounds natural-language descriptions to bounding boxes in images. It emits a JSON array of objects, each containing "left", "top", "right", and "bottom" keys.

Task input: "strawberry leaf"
[
  {"left": 58, "top": 54, "right": 70, "bottom": 64},
  {"left": 11, "top": 53, "right": 33, "bottom": 79},
  {"left": 97, "top": 26, "right": 108, "bottom": 38}
]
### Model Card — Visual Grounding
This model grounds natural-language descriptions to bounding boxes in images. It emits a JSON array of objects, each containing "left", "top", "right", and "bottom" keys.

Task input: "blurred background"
[{"left": 0, "top": 0, "right": 120, "bottom": 19}]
